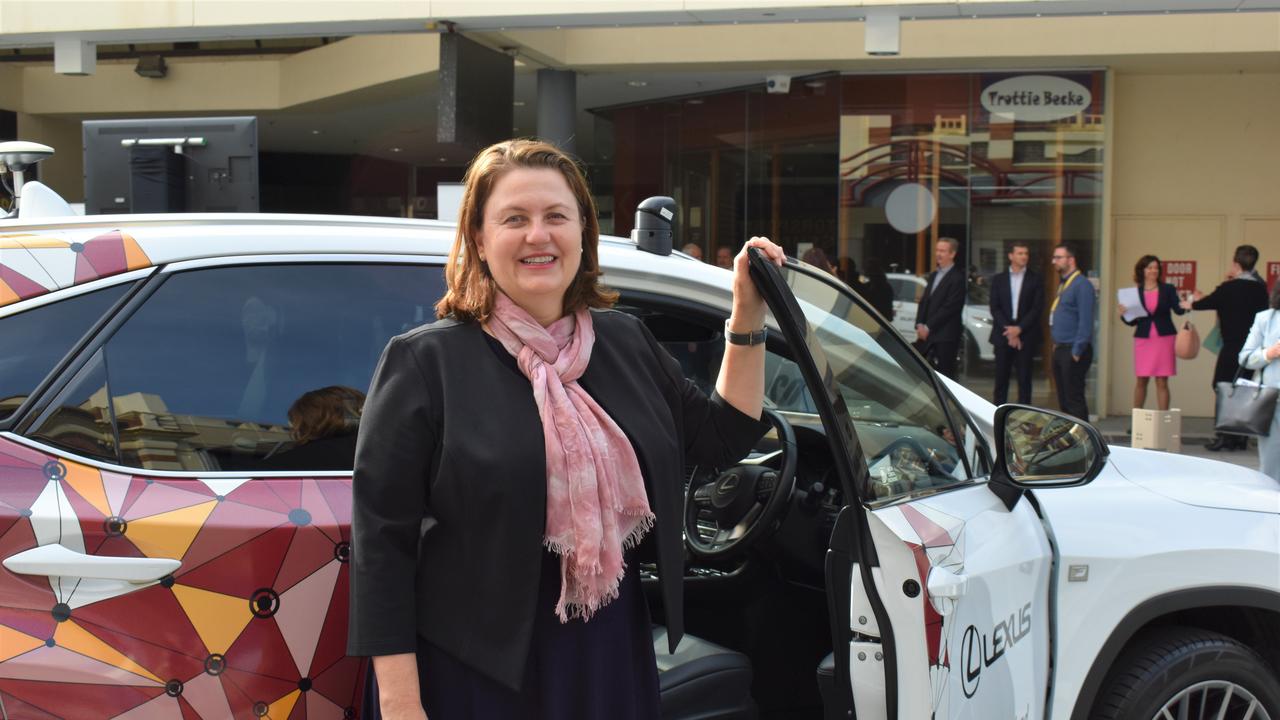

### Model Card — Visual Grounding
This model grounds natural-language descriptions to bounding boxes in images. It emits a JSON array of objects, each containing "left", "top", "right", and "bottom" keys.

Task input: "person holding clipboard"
[{"left": 1117, "top": 254, "right": 1186, "bottom": 412}]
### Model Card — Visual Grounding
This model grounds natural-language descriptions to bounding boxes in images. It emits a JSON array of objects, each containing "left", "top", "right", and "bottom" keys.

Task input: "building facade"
[{"left": 3, "top": 1, "right": 1280, "bottom": 417}]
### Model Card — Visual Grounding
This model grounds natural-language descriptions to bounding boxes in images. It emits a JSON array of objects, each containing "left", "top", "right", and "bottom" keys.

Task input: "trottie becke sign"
[{"left": 981, "top": 75, "right": 1092, "bottom": 123}]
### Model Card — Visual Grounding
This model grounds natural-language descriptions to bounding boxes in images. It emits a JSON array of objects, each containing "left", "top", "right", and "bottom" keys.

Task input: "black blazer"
[
  {"left": 1122, "top": 282, "right": 1186, "bottom": 338},
  {"left": 915, "top": 266, "right": 966, "bottom": 345},
  {"left": 988, "top": 269, "right": 1044, "bottom": 347},
  {"left": 1192, "top": 274, "right": 1269, "bottom": 350},
  {"left": 347, "top": 310, "right": 768, "bottom": 690}
]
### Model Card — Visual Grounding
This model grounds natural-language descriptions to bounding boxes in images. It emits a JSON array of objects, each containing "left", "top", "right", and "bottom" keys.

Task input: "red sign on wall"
[
  {"left": 1268, "top": 262, "right": 1280, "bottom": 291},
  {"left": 1161, "top": 260, "right": 1197, "bottom": 298}
]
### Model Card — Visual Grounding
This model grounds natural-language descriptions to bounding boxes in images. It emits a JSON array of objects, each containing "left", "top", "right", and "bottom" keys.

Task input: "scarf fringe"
[{"left": 545, "top": 511, "right": 656, "bottom": 624}]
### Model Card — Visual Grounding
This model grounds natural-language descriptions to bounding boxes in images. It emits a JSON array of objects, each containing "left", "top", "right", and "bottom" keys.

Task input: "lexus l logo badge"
[{"left": 718, "top": 475, "right": 739, "bottom": 494}]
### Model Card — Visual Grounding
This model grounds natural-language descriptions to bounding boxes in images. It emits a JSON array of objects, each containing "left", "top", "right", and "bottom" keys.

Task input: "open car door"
[{"left": 747, "top": 251, "right": 1054, "bottom": 720}]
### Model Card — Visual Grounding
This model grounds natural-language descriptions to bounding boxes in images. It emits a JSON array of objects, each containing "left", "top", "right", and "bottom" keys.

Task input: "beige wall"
[
  {"left": 1109, "top": 71, "right": 1280, "bottom": 417},
  {"left": 15, "top": 113, "right": 83, "bottom": 202}
]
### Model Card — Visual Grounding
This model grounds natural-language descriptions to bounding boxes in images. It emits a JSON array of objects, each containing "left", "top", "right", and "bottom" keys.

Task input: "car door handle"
[
  {"left": 4, "top": 544, "right": 180, "bottom": 584},
  {"left": 927, "top": 566, "right": 968, "bottom": 616}
]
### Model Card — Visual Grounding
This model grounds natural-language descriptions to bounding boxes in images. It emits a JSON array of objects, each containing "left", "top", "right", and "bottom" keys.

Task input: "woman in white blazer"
[{"left": 1237, "top": 284, "right": 1280, "bottom": 479}]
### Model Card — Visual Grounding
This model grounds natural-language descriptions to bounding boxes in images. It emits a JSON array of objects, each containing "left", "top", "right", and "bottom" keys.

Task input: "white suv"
[{"left": 0, "top": 179, "right": 1277, "bottom": 720}]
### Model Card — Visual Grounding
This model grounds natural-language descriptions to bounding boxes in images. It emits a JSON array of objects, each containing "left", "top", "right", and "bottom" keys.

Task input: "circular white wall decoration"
[{"left": 885, "top": 182, "right": 936, "bottom": 234}]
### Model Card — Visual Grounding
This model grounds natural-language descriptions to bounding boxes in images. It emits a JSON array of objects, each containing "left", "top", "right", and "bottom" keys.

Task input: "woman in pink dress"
[{"left": 1117, "top": 255, "right": 1187, "bottom": 410}]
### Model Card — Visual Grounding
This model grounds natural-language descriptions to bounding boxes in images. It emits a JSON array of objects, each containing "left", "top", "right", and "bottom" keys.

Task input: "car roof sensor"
[
  {"left": 0, "top": 141, "right": 56, "bottom": 218},
  {"left": 633, "top": 196, "right": 677, "bottom": 256}
]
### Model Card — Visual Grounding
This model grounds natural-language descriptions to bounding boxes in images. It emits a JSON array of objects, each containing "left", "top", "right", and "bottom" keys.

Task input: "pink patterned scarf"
[{"left": 487, "top": 293, "right": 655, "bottom": 622}]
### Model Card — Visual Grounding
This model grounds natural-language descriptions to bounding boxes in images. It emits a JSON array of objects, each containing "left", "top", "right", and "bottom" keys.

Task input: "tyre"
[{"left": 1093, "top": 626, "right": 1280, "bottom": 720}]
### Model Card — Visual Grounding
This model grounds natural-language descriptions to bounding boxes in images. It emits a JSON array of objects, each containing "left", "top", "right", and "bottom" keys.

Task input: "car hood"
[{"left": 1105, "top": 446, "right": 1280, "bottom": 514}]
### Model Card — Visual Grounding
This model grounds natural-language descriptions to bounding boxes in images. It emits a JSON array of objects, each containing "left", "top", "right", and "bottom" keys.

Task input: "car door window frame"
[
  {"left": 1, "top": 268, "right": 154, "bottom": 433},
  {"left": 9, "top": 254, "right": 447, "bottom": 478}
]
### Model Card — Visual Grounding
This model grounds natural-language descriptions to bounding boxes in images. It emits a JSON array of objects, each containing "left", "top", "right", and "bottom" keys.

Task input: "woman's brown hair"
[
  {"left": 435, "top": 139, "right": 618, "bottom": 323},
  {"left": 288, "top": 386, "right": 365, "bottom": 445},
  {"left": 1133, "top": 254, "right": 1163, "bottom": 284}
]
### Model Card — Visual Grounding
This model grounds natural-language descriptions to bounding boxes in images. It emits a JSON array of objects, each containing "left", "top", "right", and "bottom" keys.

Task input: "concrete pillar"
[{"left": 537, "top": 69, "right": 577, "bottom": 155}]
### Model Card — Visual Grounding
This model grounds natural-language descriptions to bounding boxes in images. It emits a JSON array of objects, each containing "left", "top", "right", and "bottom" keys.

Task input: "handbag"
[
  {"left": 1175, "top": 321, "right": 1200, "bottom": 360},
  {"left": 1215, "top": 312, "right": 1279, "bottom": 436},
  {"left": 1203, "top": 323, "right": 1223, "bottom": 355}
]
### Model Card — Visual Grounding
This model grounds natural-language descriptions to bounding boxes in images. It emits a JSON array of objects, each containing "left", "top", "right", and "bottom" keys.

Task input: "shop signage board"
[
  {"left": 1162, "top": 260, "right": 1196, "bottom": 298},
  {"left": 981, "top": 75, "right": 1092, "bottom": 122}
]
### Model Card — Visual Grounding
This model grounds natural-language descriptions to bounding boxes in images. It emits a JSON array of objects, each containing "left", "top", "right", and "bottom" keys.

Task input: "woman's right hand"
[{"left": 1116, "top": 304, "right": 1127, "bottom": 318}]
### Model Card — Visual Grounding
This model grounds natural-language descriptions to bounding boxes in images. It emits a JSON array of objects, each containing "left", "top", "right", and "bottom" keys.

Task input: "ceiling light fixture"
[
  {"left": 391, "top": 147, "right": 402, "bottom": 153},
  {"left": 627, "top": 80, "right": 648, "bottom": 87},
  {"left": 134, "top": 54, "right": 167, "bottom": 79}
]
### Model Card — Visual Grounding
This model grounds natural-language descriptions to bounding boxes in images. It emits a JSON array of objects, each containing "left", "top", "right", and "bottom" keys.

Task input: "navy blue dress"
[{"left": 361, "top": 333, "right": 662, "bottom": 719}]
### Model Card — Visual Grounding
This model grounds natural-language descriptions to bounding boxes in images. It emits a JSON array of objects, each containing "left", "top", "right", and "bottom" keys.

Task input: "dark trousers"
[
  {"left": 926, "top": 340, "right": 960, "bottom": 380},
  {"left": 993, "top": 341, "right": 1034, "bottom": 405},
  {"left": 1052, "top": 344, "right": 1092, "bottom": 420}
]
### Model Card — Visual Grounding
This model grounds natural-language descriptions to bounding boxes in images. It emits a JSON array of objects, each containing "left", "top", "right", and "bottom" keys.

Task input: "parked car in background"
[
  {"left": 0, "top": 177, "right": 1277, "bottom": 719},
  {"left": 887, "top": 271, "right": 996, "bottom": 366}
]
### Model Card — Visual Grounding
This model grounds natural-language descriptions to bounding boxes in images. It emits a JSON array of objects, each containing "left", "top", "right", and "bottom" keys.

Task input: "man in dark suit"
[
  {"left": 989, "top": 241, "right": 1044, "bottom": 405},
  {"left": 1184, "top": 244, "right": 1270, "bottom": 450},
  {"left": 915, "top": 237, "right": 966, "bottom": 379}
]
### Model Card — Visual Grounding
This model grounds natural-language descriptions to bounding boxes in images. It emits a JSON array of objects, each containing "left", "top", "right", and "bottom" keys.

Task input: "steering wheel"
[{"left": 684, "top": 408, "right": 797, "bottom": 559}]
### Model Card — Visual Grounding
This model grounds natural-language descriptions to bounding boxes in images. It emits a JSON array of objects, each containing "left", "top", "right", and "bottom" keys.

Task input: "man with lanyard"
[{"left": 1050, "top": 243, "right": 1095, "bottom": 420}]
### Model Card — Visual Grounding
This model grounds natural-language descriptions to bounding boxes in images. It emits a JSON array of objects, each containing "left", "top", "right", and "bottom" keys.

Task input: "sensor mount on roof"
[
  {"left": 0, "top": 140, "right": 56, "bottom": 217},
  {"left": 632, "top": 196, "right": 677, "bottom": 256}
]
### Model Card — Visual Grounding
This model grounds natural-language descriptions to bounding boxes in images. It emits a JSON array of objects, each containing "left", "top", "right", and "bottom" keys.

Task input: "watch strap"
[{"left": 724, "top": 320, "right": 767, "bottom": 346}]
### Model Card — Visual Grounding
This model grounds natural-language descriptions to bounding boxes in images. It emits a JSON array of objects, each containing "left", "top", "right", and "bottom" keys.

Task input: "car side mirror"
[{"left": 993, "top": 404, "right": 1108, "bottom": 490}]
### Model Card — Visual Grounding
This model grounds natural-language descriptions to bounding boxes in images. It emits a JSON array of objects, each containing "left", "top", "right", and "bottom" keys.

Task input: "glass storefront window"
[
  {"left": 838, "top": 71, "right": 1106, "bottom": 408},
  {"left": 602, "top": 70, "right": 1106, "bottom": 411}
]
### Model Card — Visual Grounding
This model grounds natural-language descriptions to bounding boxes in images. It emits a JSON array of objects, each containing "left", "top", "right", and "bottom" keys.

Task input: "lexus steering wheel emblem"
[{"left": 717, "top": 474, "right": 740, "bottom": 494}]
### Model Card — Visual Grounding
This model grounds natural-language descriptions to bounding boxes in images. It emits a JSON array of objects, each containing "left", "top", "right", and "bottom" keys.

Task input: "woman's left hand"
[{"left": 730, "top": 236, "right": 786, "bottom": 329}]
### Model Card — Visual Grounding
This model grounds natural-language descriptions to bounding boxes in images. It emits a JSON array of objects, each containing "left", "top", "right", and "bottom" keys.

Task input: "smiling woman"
[
  {"left": 348, "top": 138, "right": 783, "bottom": 720},
  {"left": 435, "top": 141, "right": 616, "bottom": 326}
]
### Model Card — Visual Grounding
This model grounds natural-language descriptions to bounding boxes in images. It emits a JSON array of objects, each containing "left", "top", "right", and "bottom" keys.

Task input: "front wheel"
[{"left": 1093, "top": 626, "right": 1280, "bottom": 720}]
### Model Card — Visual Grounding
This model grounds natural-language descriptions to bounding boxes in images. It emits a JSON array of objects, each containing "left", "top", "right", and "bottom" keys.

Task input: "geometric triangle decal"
[
  {"left": 267, "top": 689, "right": 301, "bottom": 720},
  {"left": 122, "top": 233, "right": 152, "bottom": 271},
  {"left": 275, "top": 524, "right": 336, "bottom": 593},
  {"left": 181, "top": 670, "right": 234, "bottom": 720},
  {"left": 198, "top": 477, "right": 251, "bottom": 497},
  {"left": 0, "top": 624, "right": 44, "bottom": 663},
  {"left": 171, "top": 584, "right": 253, "bottom": 656},
  {"left": 63, "top": 463, "right": 111, "bottom": 518},
  {"left": 276, "top": 560, "right": 340, "bottom": 677},
  {"left": 110, "top": 690, "right": 180, "bottom": 719},
  {"left": 53, "top": 620, "right": 164, "bottom": 684},
  {"left": 124, "top": 483, "right": 214, "bottom": 522},
  {"left": 306, "top": 691, "right": 347, "bottom": 720},
  {"left": 127, "top": 500, "right": 218, "bottom": 559},
  {"left": 178, "top": 524, "right": 295, "bottom": 596},
  {"left": 0, "top": 645, "right": 162, "bottom": 686},
  {"left": 178, "top": 501, "right": 289, "bottom": 576}
]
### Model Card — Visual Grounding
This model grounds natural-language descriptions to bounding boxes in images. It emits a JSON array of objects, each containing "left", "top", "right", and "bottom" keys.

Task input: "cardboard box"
[{"left": 1131, "top": 408, "right": 1182, "bottom": 452}]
